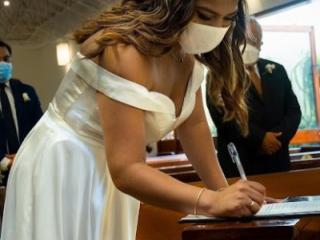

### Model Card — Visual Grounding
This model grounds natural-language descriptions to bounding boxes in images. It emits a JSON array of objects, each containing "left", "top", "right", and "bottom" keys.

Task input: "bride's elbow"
[
  {"left": 109, "top": 164, "right": 138, "bottom": 195},
  {"left": 111, "top": 174, "right": 132, "bottom": 194}
]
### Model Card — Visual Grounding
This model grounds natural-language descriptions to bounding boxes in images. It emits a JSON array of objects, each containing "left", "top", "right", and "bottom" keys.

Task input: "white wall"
[
  {"left": 247, "top": 0, "right": 308, "bottom": 14},
  {"left": 10, "top": 40, "right": 77, "bottom": 110}
]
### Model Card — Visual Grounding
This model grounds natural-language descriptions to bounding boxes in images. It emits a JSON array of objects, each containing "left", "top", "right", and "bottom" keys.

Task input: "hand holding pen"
[
  {"left": 214, "top": 142, "right": 266, "bottom": 213},
  {"left": 226, "top": 142, "right": 280, "bottom": 204},
  {"left": 188, "top": 142, "right": 266, "bottom": 217}
]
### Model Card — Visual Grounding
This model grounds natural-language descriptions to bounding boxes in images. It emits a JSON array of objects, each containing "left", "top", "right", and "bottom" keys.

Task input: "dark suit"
[
  {"left": 0, "top": 79, "right": 43, "bottom": 184},
  {"left": 207, "top": 58, "right": 301, "bottom": 177}
]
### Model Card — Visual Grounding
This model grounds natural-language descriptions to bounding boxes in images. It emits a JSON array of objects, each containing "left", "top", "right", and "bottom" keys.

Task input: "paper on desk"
[
  {"left": 180, "top": 197, "right": 320, "bottom": 223},
  {"left": 255, "top": 200, "right": 320, "bottom": 216}
]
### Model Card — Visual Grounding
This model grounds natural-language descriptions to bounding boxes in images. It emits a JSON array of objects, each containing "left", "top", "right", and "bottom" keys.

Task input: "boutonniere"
[
  {"left": 265, "top": 64, "right": 276, "bottom": 74},
  {"left": 22, "top": 92, "right": 31, "bottom": 102}
]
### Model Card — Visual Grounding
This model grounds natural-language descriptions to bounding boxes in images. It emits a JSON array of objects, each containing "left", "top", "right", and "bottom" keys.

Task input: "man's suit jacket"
[
  {"left": 207, "top": 58, "right": 301, "bottom": 177},
  {"left": 0, "top": 79, "right": 43, "bottom": 160}
]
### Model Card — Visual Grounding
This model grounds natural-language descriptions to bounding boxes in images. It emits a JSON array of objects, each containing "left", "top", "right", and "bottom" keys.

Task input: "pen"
[{"left": 227, "top": 142, "right": 247, "bottom": 180}]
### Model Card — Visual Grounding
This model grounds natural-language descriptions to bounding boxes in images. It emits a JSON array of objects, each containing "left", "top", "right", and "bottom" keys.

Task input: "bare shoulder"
[{"left": 99, "top": 44, "right": 153, "bottom": 89}]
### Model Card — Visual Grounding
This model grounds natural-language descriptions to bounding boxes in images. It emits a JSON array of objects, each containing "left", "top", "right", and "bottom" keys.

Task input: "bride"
[{"left": 2, "top": 0, "right": 266, "bottom": 239}]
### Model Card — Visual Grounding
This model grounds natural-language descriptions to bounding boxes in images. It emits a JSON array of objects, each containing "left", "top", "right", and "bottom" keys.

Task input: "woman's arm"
[
  {"left": 97, "top": 91, "right": 210, "bottom": 214},
  {"left": 96, "top": 45, "right": 266, "bottom": 217},
  {"left": 97, "top": 91, "right": 265, "bottom": 216},
  {"left": 176, "top": 89, "right": 227, "bottom": 190}
]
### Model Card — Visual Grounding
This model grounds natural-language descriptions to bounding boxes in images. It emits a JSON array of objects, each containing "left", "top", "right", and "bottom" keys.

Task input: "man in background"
[
  {"left": 207, "top": 18, "right": 301, "bottom": 177},
  {"left": 0, "top": 40, "right": 43, "bottom": 185}
]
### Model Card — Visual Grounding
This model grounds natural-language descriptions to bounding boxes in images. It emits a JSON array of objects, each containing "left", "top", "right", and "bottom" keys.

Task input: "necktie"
[
  {"left": 247, "top": 66, "right": 263, "bottom": 96},
  {"left": 0, "top": 83, "right": 19, "bottom": 153}
]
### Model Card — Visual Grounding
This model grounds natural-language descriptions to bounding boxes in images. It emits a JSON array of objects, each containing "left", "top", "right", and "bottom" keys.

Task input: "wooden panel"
[
  {"left": 157, "top": 138, "right": 218, "bottom": 155},
  {"left": 295, "top": 217, "right": 320, "bottom": 240},
  {"left": 300, "top": 145, "right": 320, "bottom": 152},
  {"left": 136, "top": 205, "right": 187, "bottom": 240},
  {"left": 159, "top": 164, "right": 194, "bottom": 174},
  {"left": 290, "top": 150, "right": 320, "bottom": 160},
  {"left": 148, "top": 152, "right": 320, "bottom": 183},
  {"left": 155, "top": 158, "right": 320, "bottom": 181},
  {"left": 220, "top": 168, "right": 320, "bottom": 198},
  {"left": 290, "top": 158, "right": 320, "bottom": 170},
  {"left": 157, "top": 139, "right": 183, "bottom": 154},
  {"left": 182, "top": 217, "right": 320, "bottom": 240},
  {"left": 156, "top": 130, "right": 320, "bottom": 156},
  {"left": 290, "top": 129, "right": 320, "bottom": 145},
  {"left": 182, "top": 219, "right": 299, "bottom": 240},
  {"left": 147, "top": 154, "right": 188, "bottom": 168}
]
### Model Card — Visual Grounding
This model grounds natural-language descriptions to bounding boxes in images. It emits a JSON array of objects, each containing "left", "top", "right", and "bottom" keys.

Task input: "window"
[{"left": 258, "top": 0, "right": 320, "bottom": 130}]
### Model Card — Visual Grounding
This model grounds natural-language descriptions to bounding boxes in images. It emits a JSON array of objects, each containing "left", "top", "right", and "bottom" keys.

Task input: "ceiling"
[
  {"left": 0, "top": 0, "right": 309, "bottom": 48},
  {"left": 0, "top": 0, "right": 117, "bottom": 47}
]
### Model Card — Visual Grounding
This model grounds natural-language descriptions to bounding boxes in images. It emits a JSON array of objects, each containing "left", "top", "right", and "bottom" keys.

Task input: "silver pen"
[{"left": 227, "top": 142, "right": 247, "bottom": 180}]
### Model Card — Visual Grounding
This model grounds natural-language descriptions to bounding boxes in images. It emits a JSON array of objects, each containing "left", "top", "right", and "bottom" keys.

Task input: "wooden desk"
[
  {"left": 183, "top": 168, "right": 320, "bottom": 240},
  {"left": 136, "top": 168, "right": 320, "bottom": 240},
  {"left": 182, "top": 217, "right": 320, "bottom": 240}
]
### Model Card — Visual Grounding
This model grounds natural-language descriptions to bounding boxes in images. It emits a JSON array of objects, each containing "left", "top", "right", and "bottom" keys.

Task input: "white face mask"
[
  {"left": 179, "top": 22, "right": 230, "bottom": 54},
  {"left": 241, "top": 43, "right": 260, "bottom": 65}
]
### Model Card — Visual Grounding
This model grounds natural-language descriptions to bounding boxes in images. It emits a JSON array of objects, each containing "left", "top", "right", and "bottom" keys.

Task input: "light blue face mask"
[{"left": 0, "top": 61, "right": 13, "bottom": 82}]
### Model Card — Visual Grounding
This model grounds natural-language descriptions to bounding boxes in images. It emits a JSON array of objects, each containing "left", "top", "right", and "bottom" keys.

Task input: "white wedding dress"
[{"left": 1, "top": 52, "right": 204, "bottom": 240}]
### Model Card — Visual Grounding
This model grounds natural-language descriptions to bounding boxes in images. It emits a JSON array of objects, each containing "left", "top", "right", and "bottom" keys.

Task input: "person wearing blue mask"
[{"left": 0, "top": 41, "right": 43, "bottom": 186}]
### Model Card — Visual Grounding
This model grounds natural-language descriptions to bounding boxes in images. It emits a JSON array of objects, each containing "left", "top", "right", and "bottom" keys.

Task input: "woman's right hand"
[{"left": 199, "top": 180, "right": 266, "bottom": 217}]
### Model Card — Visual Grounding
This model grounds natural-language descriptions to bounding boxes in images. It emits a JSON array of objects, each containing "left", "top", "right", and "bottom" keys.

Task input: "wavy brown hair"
[
  {"left": 74, "top": 0, "right": 195, "bottom": 56},
  {"left": 74, "top": 0, "right": 249, "bottom": 135},
  {"left": 202, "top": 0, "right": 249, "bottom": 136}
]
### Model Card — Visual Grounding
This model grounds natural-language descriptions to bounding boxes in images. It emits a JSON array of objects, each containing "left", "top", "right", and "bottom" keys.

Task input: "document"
[{"left": 180, "top": 195, "right": 320, "bottom": 223}]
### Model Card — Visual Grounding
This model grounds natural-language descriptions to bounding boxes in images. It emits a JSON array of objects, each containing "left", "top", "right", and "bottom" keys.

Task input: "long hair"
[
  {"left": 202, "top": 0, "right": 249, "bottom": 136},
  {"left": 74, "top": 0, "right": 249, "bottom": 135},
  {"left": 74, "top": 0, "right": 195, "bottom": 56}
]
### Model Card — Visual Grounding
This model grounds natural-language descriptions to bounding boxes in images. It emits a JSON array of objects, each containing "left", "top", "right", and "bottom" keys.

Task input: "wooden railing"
[
  {"left": 147, "top": 149, "right": 320, "bottom": 183},
  {"left": 156, "top": 129, "right": 320, "bottom": 155}
]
